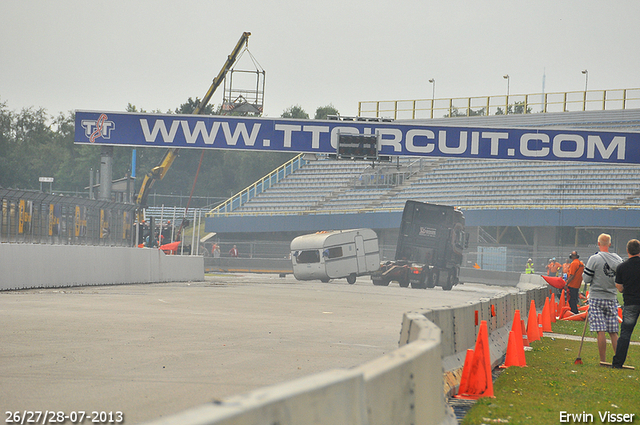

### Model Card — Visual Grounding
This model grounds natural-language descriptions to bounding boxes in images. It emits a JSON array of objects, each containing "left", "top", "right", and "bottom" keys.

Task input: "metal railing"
[
  {"left": 207, "top": 153, "right": 307, "bottom": 216},
  {"left": 206, "top": 202, "right": 640, "bottom": 219},
  {"left": 354, "top": 158, "right": 427, "bottom": 188},
  {"left": 1, "top": 188, "right": 137, "bottom": 246},
  {"left": 358, "top": 88, "right": 640, "bottom": 120}
]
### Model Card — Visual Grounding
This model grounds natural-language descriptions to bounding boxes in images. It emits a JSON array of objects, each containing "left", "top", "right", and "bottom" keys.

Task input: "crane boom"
[{"left": 135, "top": 32, "right": 251, "bottom": 213}]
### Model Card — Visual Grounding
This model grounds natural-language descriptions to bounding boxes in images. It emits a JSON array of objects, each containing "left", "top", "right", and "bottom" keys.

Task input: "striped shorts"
[{"left": 588, "top": 298, "right": 620, "bottom": 333}]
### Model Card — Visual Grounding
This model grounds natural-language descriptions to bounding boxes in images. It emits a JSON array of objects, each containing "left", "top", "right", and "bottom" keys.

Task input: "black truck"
[{"left": 371, "top": 200, "right": 468, "bottom": 290}]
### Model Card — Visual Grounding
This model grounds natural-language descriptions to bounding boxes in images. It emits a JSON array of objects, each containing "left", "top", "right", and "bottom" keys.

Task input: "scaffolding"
[{"left": 222, "top": 46, "right": 265, "bottom": 116}]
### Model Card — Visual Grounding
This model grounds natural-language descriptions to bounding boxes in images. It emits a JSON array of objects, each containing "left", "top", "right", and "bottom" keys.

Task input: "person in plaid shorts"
[{"left": 583, "top": 233, "right": 622, "bottom": 363}]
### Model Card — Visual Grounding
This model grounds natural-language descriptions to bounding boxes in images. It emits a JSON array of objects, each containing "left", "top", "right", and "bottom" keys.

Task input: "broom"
[{"left": 574, "top": 310, "right": 589, "bottom": 365}]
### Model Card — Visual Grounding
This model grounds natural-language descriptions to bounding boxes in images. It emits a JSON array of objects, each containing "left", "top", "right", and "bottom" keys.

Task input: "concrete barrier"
[
  {"left": 0, "top": 244, "right": 203, "bottom": 290},
  {"left": 459, "top": 267, "right": 522, "bottom": 287},
  {"left": 147, "top": 369, "right": 368, "bottom": 425},
  {"left": 359, "top": 312, "right": 456, "bottom": 425},
  {"left": 204, "top": 257, "right": 292, "bottom": 274}
]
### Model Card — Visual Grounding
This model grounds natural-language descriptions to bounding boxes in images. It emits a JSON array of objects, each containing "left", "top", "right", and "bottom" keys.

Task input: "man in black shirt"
[{"left": 612, "top": 239, "right": 640, "bottom": 368}]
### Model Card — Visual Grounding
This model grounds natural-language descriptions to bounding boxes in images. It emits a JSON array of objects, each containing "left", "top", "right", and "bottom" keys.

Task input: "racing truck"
[{"left": 371, "top": 200, "right": 468, "bottom": 290}]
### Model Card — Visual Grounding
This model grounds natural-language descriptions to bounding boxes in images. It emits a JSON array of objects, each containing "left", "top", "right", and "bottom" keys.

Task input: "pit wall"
[
  {"left": 0, "top": 244, "right": 204, "bottom": 291},
  {"left": 143, "top": 274, "right": 549, "bottom": 425}
]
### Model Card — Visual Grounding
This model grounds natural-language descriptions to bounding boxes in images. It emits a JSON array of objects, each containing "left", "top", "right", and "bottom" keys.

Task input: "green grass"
[
  {"left": 552, "top": 317, "right": 640, "bottom": 342},
  {"left": 461, "top": 318, "right": 640, "bottom": 424}
]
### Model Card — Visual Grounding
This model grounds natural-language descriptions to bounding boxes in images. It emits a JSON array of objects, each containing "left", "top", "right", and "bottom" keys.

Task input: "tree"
[
  {"left": 281, "top": 105, "right": 309, "bottom": 119},
  {"left": 6, "top": 106, "right": 56, "bottom": 189},
  {"left": 0, "top": 99, "right": 14, "bottom": 186},
  {"left": 314, "top": 104, "right": 339, "bottom": 120},
  {"left": 495, "top": 101, "right": 532, "bottom": 115},
  {"left": 444, "top": 107, "right": 466, "bottom": 118},
  {"left": 0, "top": 97, "right": 295, "bottom": 202},
  {"left": 174, "top": 97, "right": 216, "bottom": 115},
  {"left": 444, "top": 106, "right": 486, "bottom": 118}
]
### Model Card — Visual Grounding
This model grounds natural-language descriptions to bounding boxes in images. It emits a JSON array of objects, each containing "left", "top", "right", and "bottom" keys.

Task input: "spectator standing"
[
  {"left": 611, "top": 239, "right": 640, "bottom": 368},
  {"left": 546, "top": 257, "right": 563, "bottom": 298},
  {"left": 546, "top": 259, "right": 554, "bottom": 276},
  {"left": 546, "top": 258, "right": 562, "bottom": 276},
  {"left": 525, "top": 258, "right": 535, "bottom": 274},
  {"left": 565, "top": 251, "right": 584, "bottom": 314},
  {"left": 229, "top": 244, "right": 239, "bottom": 258},
  {"left": 583, "top": 233, "right": 623, "bottom": 363}
]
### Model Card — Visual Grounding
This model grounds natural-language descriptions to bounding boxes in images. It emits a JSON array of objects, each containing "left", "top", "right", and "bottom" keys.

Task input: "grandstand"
[
  {"left": 232, "top": 157, "right": 640, "bottom": 212},
  {"left": 206, "top": 108, "right": 640, "bottom": 272}
]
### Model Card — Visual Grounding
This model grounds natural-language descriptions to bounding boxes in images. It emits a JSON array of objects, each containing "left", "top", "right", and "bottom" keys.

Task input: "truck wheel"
[
  {"left": 372, "top": 277, "right": 390, "bottom": 286},
  {"left": 410, "top": 280, "right": 424, "bottom": 289},
  {"left": 321, "top": 278, "right": 330, "bottom": 283},
  {"left": 399, "top": 278, "right": 410, "bottom": 288},
  {"left": 347, "top": 274, "right": 357, "bottom": 285},
  {"left": 426, "top": 270, "right": 438, "bottom": 288},
  {"left": 441, "top": 270, "right": 457, "bottom": 291},
  {"left": 411, "top": 272, "right": 427, "bottom": 289}
]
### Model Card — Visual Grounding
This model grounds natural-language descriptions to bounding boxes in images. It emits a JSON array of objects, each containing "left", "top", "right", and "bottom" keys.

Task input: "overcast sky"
[{"left": 1, "top": 1, "right": 639, "bottom": 120}]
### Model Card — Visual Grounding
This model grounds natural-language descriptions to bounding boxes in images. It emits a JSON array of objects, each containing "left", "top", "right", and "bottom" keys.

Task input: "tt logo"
[{"left": 81, "top": 114, "right": 116, "bottom": 143}]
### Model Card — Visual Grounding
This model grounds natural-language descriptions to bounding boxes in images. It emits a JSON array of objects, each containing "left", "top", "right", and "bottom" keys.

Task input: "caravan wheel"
[{"left": 347, "top": 274, "right": 357, "bottom": 285}]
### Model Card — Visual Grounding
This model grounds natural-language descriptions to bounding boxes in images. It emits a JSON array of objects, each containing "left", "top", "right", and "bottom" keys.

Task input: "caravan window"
[
  {"left": 323, "top": 247, "right": 343, "bottom": 259},
  {"left": 296, "top": 250, "right": 320, "bottom": 264}
]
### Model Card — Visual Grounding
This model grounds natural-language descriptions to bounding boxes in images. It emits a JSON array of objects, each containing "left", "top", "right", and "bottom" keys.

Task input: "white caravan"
[{"left": 290, "top": 228, "right": 380, "bottom": 284}]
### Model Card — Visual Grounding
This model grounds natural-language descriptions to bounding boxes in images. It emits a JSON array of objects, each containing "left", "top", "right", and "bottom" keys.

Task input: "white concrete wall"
[{"left": 0, "top": 244, "right": 203, "bottom": 290}]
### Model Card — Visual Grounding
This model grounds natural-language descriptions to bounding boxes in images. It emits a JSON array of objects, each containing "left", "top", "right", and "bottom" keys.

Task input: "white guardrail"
[{"left": 143, "top": 274, "right": 548, "bottom": 425}]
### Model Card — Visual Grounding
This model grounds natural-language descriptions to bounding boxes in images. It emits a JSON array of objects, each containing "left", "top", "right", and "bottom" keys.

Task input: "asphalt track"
[{"left": 1, "top": 273, "right": 518, "bottom": 424}]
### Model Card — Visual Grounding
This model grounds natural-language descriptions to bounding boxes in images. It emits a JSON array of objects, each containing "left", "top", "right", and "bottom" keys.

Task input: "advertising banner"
[{"left": 75, "top": 110, "right": 640, "bottom": 164}]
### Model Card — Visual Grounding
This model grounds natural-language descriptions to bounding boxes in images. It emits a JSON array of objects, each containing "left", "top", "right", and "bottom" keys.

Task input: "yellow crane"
[{"left": 135, "top": 32, "right": 251, "bottom": 221}]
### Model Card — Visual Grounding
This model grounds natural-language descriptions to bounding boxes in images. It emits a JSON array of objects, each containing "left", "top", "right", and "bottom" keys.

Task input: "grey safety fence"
[{"left": 0, "top": 188, "right": 138, "bottom": 247}]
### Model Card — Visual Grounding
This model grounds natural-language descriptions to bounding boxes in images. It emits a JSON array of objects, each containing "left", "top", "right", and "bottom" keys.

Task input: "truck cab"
[{"left": 372, "top": 201, "right": 467, "bottom": 290}]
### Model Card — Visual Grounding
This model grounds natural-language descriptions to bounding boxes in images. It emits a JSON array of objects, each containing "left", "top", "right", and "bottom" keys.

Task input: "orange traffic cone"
[
  {"left": 562, "top": 311, "right": 588, "bottom": 321},
  {"left": 455, "top": 320, "right": 494, "bottom": 399},
  {"left": 456, "top": 349, "right": 474, "bottom": 396},
  {"left": 515, "top": 328, "right": 527, "bottom": 366},
  {"left": 541, "top": 298, "right": 552, "bottom": 332},
  {"left": 558, "top": 290, "right": 566, "bottom": 314},
  {"left": 521, "top": 319, "right": 529, "bottom": 347},
  {"left": 527, "top": 300, "right": 540, "bottom": 343},
  {"left": 559, "top": 306, "right": 573, "bottom": 319},
  {"left": 551, "top": 293, "right": 557, "bottom": 322},
  {"left": 538, "top": 313, "right": 544, "bottom": 334},
  {"left": 501, "top": 310, "right": 527, "bottom": 367},
  {"left": 500, "top": 330, "right": 525, "bottom": 368}
]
